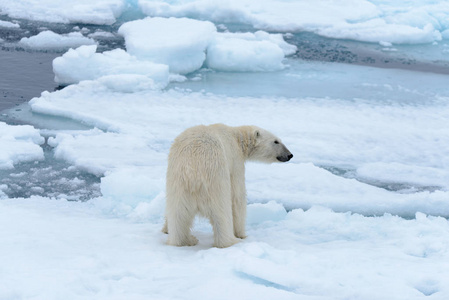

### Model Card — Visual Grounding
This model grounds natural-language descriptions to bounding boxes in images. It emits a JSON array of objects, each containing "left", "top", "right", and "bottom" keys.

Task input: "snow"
[
  {"left": 19, "top": 31, "right": 96, "bottom": 50},
  {"left": 1, "top": 0, "right": 449, "bottom": 299},
  {"left": 1, "top": 197, "right": 448, "bottom": 299},
  {"left": 52, "top": 45, "right": 169, "bottom": 88},
  {"left": 0, "top": 122, "right": 44, "bottom": 170}
]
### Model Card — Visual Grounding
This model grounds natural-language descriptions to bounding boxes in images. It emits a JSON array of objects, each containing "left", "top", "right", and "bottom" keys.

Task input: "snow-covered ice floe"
[
  {"left": 28, "top": 78, "right": 449, "bottom": 217},
  {"left": 52, "top": 45, "right": 169, "bottom": 88},
  {"left": 1, "top": 197, "right": 449, "bottom": 299},
  {"left": 0, "top": 122, "right": 44, "bottom": 170}
]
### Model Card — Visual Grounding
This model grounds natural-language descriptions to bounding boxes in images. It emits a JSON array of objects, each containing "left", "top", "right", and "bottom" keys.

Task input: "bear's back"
[{"left": 167, "top": 124, "right": 235, "bottom": 193}]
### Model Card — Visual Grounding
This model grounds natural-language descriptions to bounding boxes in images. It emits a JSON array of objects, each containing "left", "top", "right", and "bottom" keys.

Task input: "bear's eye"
[{"left": 274, "top": 140, "right": 279, "bottom": 144}]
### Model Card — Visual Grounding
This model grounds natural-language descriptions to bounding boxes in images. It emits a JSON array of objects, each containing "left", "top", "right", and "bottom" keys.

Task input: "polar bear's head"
[{"left": 249, "top": 127, "right": 293, "bottom": 163}]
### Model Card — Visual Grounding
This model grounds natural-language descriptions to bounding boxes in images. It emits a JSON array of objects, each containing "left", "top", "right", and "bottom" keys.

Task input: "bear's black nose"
[{"left": 277, "top": 153, "right": 293, "bottom": 162}]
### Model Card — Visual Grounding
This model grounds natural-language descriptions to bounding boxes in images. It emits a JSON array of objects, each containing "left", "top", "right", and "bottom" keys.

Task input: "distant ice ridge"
[
  {"left": 118, "top": 17, "right": 296, "bottom": 74},
  {"left": 19, "top": 31, "right": 97, "bottom": 51},
  {"left": 0, "top": 0, "right": 125, "bottom": 25},
  {"left": 138, "top": 0, "right": 448, "bottom": 44},
  {"left": 2, "top": 1, "right": 447, "bottom": 44},
  {"left": 0, "top": 122, "right": 44, "bottom": 170}
]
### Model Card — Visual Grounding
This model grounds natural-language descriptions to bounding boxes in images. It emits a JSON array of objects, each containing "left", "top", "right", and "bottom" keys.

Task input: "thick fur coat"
[{"left": 163, "top": 124, "right": 293, "bottom": 248}]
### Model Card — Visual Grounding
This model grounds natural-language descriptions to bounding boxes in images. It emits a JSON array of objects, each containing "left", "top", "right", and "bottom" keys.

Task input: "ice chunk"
[
  {"left": 216, "top": 31, "right": 297, "bottom": 56},
  {"left": 101, "top": 168, "right": 164, "bottom": 206},
  {"left": 0, "top": 20, "right": 20, "bottom": 28},
  {"left": 118, "top": 17, "right": 217, "bottom": 74},
  {"left": 0, "top": 122, "right": 44, "bottom": 169},
  {"left": 379, "top": 41, "right": 393, "bottom": 47},
  {"left": 53, "top": 45, "right": 169, "bottom": 88},
  {"left": 247, "top": 201, "right": 287, "bottom": 225},
  {"left": 19, "top": 31, "right": 96, "bottom": 50},
  {"left": 98, "top": 167, "right": 166, "bottom": 221},
  {"left": 206, "top": 37, "right": 285, "bottom": 72},
  {"left": 87, "top": 30, "right": 116, "bottom": 39}
]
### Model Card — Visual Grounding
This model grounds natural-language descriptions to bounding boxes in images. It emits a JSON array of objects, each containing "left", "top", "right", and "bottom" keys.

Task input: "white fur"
[{"left": 163, "top": 124, "right": 292, "bottom": 248}]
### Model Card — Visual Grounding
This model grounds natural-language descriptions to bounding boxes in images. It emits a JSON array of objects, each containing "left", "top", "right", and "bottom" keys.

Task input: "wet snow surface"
[{"left": 1, "top": 1, "right": 449, "bottom": 299}]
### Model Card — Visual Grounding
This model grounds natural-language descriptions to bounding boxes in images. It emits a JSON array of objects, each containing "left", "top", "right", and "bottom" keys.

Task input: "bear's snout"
[{"left": 277, "top": 153, "right": 293, "bottom": 162}]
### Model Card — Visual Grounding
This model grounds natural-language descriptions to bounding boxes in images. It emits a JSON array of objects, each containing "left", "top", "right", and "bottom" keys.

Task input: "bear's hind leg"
[{"left": 166, "top": 201, "right": 198, "bottom": 247}]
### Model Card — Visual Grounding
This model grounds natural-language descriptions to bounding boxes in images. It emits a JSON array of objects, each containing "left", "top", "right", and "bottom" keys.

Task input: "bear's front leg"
[{"left": 231, "top": 174, "right": 247, "bottom": 239}]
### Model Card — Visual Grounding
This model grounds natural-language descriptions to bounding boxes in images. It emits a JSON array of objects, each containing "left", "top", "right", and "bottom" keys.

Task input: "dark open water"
[{"left": 0, "top": 50, "right": 58, "bottom": 112}]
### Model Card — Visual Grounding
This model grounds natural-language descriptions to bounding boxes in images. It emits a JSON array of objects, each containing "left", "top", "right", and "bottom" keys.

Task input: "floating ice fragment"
[
  {"left": 379, "top": 41, "right": 392, "bottom": 47},
  {"left": 88, "top": 30, "right": 116, "bottom": 39},
  {"left": 206, "top": 37, "right": 285, "bottom": 72},
  {"left": 19, "top": 30, "right": 96, "bottom": 50},
  {"left": 0, "top": 20, "right": 20, "bottom": 28},
  {"left": 0, "top": 122, "right": 44, "bottom": 170},
  {"left": 205, "top": 30, "right": 296, "bottom": 72}
]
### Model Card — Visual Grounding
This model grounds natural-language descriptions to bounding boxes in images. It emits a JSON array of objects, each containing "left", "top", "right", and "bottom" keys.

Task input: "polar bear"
[{"left": 163, "top": 124, "right": 293, "bottom": 248}]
